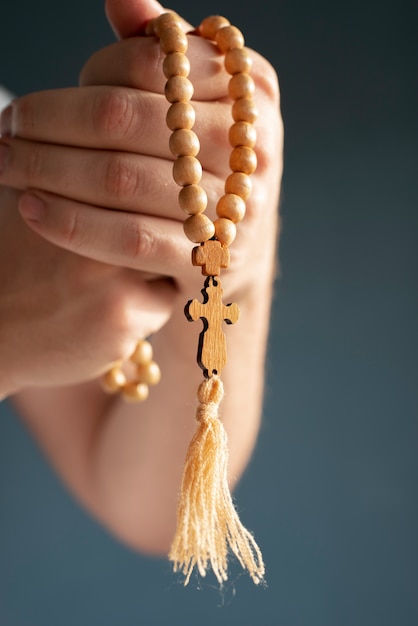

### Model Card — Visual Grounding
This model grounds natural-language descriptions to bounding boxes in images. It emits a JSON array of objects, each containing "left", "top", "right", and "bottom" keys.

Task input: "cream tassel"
[{"left": 169, "top": 375, "right": 265, "bottom": 585}]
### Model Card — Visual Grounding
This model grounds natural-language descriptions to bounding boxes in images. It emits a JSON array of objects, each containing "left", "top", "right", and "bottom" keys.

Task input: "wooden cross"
[
  {"left": 192, "top": 240, "right": 230, "bottom": 276},
  {"left": 185, "top": 276, "right": 239, "bottom": 377}
]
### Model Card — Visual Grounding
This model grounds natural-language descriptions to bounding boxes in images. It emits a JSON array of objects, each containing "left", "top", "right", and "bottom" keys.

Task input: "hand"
[{"left": 0, "top": 7, "right": 282, "bottom": 303}]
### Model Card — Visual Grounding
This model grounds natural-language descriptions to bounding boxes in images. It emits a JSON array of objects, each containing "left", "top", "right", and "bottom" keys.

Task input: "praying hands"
[{"left": 0, "top": 0, "right": 282, "bottom": 555}]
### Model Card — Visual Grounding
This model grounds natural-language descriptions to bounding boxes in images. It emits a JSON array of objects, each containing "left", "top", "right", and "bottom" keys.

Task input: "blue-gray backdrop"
[{"left": 0, "top": 0, "right": 417, "bottom": 624}]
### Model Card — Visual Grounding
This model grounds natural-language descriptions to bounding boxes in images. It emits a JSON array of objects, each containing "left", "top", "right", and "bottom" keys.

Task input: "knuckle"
[
  {"left": 24, "top": 145, "right": 44, "bottom": 182},
  {"left": 103, "top": 153, "right": 140, "bottom": 201},
  {"left": 253, "top": 54, "right": 281, "bottom": 104},
  {"left": 61, "top": 208, "right": 84, "bottom": 251},
  {"left": 119, "top": 217, "right": 155, "bottom": 262},
  {"left": 91, "top": 88, "right": 136, "bottom": 140},
  {"left": 15, "top": 96, "right": 36, "bottom": 135}
]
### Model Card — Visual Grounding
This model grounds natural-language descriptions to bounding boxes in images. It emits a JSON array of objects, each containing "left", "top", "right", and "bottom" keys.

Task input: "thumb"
[{"left": 105, "top": 0, "right": 166, "bottom": 39}]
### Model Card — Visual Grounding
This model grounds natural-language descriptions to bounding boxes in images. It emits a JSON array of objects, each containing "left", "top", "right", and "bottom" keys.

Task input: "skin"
[{"left": 0, "top": 0, "right": 283, "bottom": 554}]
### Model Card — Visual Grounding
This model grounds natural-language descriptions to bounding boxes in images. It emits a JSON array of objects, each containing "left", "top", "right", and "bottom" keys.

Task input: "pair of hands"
[{"left": 0, "top": 0, "right": 282, "bottom": 398}]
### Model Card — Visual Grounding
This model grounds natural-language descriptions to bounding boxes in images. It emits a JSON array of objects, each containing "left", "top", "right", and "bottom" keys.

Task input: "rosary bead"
[
  {"left": 215, "top": 25, "right": 245, "bottom": 53},
  {"left": 160, "top": 26, "right": 188, "bottom": 55},
  {"left": 214, "top": 217, "right": 237, "bottom": 245},
  {"left": 225, "top": 171, "right": 252, "bottom": 200},
  {"left": 179, "top": 184, "right": 208, "bottom": 214},
  {"left": 153, "top": 11, "right": 183, "bottom": 37},
  {"left": 225, "top": 48, "right": 253, "bottom": 75},
  {"left": 229, "top": 121, "right": 257, "bottom": 148},
  {"left": 166, "top": 102, "right": 196, "bottom": 130},
  {"left": 183, "top": 213, "right": 215, "bottom": 243},
  {"left": 165, "top": 76, "right": 194, "bottom": 103},
  {"left": 199, "top": 15, "right": 230, "bottom": 40},
  {"left": 232, "top": 97, "right": 258, "bottom": 123},
  {"left": 230, "top": 146, "right": 257, "bottom": 175},
  {"left": 216, "top": 193, "right": 246, "bottom": 223},
  {"left": 173, "top": 156, "right": 202, "bottom": 186},
  {"left": 163, "top": 52, "right": 191, "bottom": 78},
  {"left": 169, "top": 129, "right": 200, "bottom": 157},
  {"left": 130, "top": 339, "right": 153, "bottom": 365},
  {"left": 101, "top": 366, "right": 127, "bottom": 392},
  {"left": 228, "top": 73, "right": 255, "bottom": 100},
  {"left": 122, "top": 381, "right": 149, "bottom": 402},
  {"left": 136, "top": 360, "right": 162, "bottom": 386}
]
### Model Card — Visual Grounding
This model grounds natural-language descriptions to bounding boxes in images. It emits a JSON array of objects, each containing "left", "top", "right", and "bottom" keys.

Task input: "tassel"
[{"left": 169, "top": 375, "right": 265, "bottom": 585}]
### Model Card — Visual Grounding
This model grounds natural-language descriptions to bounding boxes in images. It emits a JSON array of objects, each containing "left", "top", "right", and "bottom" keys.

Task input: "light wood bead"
[
  {"left": 166, "top": 102, "right": 195, "bottom": 130},
  {"left": 216, "top": 193, "right": 246, "bottom": 223},
  {"left": 163, "top": 52, "right": 190, "bottom": 78},
  {"left": 179, "top": 184, "right": 208, "bottom": 214},
  {"left": 169, "top": 129, "right": 200, "bottom": 157},
  {"left": 229, "top": 121, "right": 256, "bottom": 148},
  {"left": 101, "top": 366, "right": 127, "bottom": 393},
  {"left": 130, "top": 339, "right": 153, "bottom": 365},
  {"left": 165, "top": 76, "right": 194, "bottom": 103},
  {"left": 160, "top": 26, "right": 188, "bottom": 55},
  {"left": 122, "top": 382, "right": 149, "bottom": 402},
  {"left": 232, "top": 97, "right": 258, "bottom": 123},
  {"left": 145, "top": 19, "right": 156, "bottom": 36},
  {"left": 199, "top": 15, "right": 230, "bottom": 40},
  {"left": 228, "top": 73, "right": 255, "bottom": 100},
  {"left": 225, "top": 171, "right": 252, "bottom": 200},
  {"left": 173, "top": 156, "right": 202, "bottom": 186},
  {"left": 215, "top": 25, "right": 245, "bottom": 53},
  {"left": 225, "top": 48, "right": 253, "bottom": 75},
  {"left": 230, "top": 146, "right": 257, "bottom": 174},
  {"left": 153, "top": 12, "right": 183, "bottom": 37},
  {"left": 183, "top": 213, "right": 215, "bottom": 243},
  {"left": 214, "top": 217, "right": 237, "bottom": 245},
  {"left": 136, "top": 361, "right": 162, "bottom": 386}
]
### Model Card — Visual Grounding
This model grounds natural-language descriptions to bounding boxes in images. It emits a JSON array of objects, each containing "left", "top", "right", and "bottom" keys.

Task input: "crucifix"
[{"left": 185, "top": 275, "right": 239, "bottom": 377}]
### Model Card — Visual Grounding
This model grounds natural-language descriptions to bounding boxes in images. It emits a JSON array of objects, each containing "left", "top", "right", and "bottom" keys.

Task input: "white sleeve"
[{"left": 0, "top": 86, "right": 14, "bottom": 111}]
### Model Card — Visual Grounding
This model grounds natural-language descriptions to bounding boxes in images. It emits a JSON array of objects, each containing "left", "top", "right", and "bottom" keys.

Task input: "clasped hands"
[{"left": 0, "top": 0, "right": 282, "bottom": 398}]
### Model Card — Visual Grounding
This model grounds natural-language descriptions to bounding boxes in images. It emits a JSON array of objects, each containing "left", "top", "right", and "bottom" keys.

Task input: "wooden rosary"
[{"left": 103, "top": 12, "right": 264, "bottom": 586}]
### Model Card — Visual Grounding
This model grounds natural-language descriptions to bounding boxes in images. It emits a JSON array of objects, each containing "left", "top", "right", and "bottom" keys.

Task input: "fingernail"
[
  {"left": 0, "top": 143, "right": 10, "bottom": 174},
  {"left": 19, "top": 193, "right": 46, "bottom": 222},
  {"left": 0, "top": 105, "right": 12, "bottom": 138}
]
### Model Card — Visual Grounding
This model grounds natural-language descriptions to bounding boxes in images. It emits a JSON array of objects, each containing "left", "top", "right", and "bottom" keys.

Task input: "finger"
[
  {"left": 80, "top": 36, "right": 229, "bottom": 101},
  {"left": 0, "top": 137, "right": 224, "bottom": 216},
  {"left": 18, "top": 191, "right": 193, "bottom": 281},
  {"left": 105, "top": 0, "right": 192, "bottom": 39},
  {"left": 5, "top": 87, "right": 232, "bottom": 173}
]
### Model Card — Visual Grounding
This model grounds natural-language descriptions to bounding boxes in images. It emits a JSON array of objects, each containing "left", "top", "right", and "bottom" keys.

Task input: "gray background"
[{"left": 0, "top": 0, "right": 417, "bottom": 624}]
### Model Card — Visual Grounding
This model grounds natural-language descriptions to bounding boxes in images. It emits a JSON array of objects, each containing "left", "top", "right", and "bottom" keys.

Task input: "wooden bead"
[
  {"left": 215, "top": 25, "right": 245, "bottom": 53},
  {"left": 225, "top": 172, "right": 252, "bottom": 200},
  {"left": 160, "top": 26, "right": 188, "bottom": 55},
  {"left": 144, "top": 19, "right": 156, "bottom": 36},
  {"left": 130, "top": 339, "right": 153, "bottom": 365},
  {"left": 225, "top": 48, "right": 253, "bottom": 75},
  {"left": 230, "top": 146, "right": 257, "bottom": 174},
  {"left": 165, "top": 76, "right": 194, "bottom": 103},
  {"left": 232, "top": 97, "right": 258, "bottom": 123},
  {"left": 183, "top": 213, "right": 215, "bottom": 243},
  {"left": 163, "top": 52, "right": 190, "bottom": 78},
  {"left": 169, "top": 129, "right": 200, "bottom": 157},
  {"left": 173, "top": 156, "right": 202, "bottom": 186},
  {"left": 214, "top": 217, "right": 237, "bottom": 245},
  {"left": 154, "top": 12, "right": 183, "bottom": 37},
  {"left": 229, "top": 121, "right": 256, "bottom": 148},
  {"left": 199, "top": 15, "right": 230, "bottom": 40},
  {"left": 166, "top": 102, "right": 195, "bottom": 130},
  {"left": 122, "top": 382, "right": 149, "bottom": 402},
  {"left": 228, "top": 73, "right": 255, "bottom": 100},
  {"left": 136, "top": 361, "right": 162, "bottom": 386},
  {"left": 216, "top": 193, "right": 246, "bottom": 223},
  {"left": 101, "top": 366, "right": 126, "bottom": 393},
  {"left": 179, "top": 184, "right": 208, "bottom": 214}
]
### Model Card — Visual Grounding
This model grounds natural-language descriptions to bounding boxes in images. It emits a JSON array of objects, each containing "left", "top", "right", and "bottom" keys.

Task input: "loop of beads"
[
  {"left": 147, "top": 12, "right": 258, "bottom": 250},
  {"left": 101, "top": 340, "right": 161, "bottom": 402}
]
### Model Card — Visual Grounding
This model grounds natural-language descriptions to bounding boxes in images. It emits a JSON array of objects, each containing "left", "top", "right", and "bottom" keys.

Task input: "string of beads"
[{"left": 147, "top": 12, "right": 258, "bottom": 254}]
